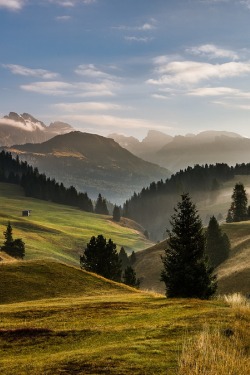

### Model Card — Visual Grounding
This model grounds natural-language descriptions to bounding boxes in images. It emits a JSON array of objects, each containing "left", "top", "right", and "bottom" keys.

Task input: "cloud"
[
  {"left": 186, "top": 44, "right": 239, "bottom": 60},
  {"left": 124, "top": 36, "right": 153, "bottom": 43},
  {"left": 20, "top": 79, "right": 118, "bottom": 97},
  {"left": 147, "top": 61, "right": 250, "bottom": 86},
  {"left": 21, "top": 81, "right": 75, "bottom": 95},
  {"left": 77, "top": 81, "right": 118, "bottom": 97},
  {"left": 0, "top": 0, "right": 25, "bottom": 11},
  {"left": 53, "top": 101, "right": 122, "bottom": 111},
  {"left": 240, "top": 1, "right": 250, "bottom": 9},
  {"left": 83, "top": 0, "right": 96, "bottom": 3},
  {"left": 75, "top": 64, "right": 114, "bottom": 79},
  {"left": 188, "top": 86, "right": 250, "bottom": 98},
  {"left": 153, "top": 55, "right": 181, "bottom": 65},
  {"left": 151, "top": 94, "right": 170, "bottom": 100},
  {"left": 112, "top": 22, "right": 156, "bottom": 31},
  {"left": 48, "top": 0, "right": 96, "bottom": 6},
  {"left": 55, "top": 15, "right": 72, "bottom": 21},
  {"left": 0, "top": 118, "right": 44, "bottom": 131},
  {"left": 59, "top": 114, "right": 168, "bottom": 131},
  {"left": 3, "top": 64, "right": 59, "bottom": 79}
]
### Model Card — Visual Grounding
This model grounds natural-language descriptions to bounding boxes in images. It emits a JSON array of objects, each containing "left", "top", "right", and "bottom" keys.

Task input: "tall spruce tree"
[
  {"left": 118, "top": 247, "right": 130, "bottom": 271},
  {"left": 2, "top": 222, "right": 25, "bottom": 259},
  {"left": 227, "top": 183, "right": 248, "bottom": 222},
  {"left": 123, "top": 266, "right": 140, "bottom": 288},
  {"left": 95, "top": 194, "right": 109, "bottom": 215},
  {"left": 80, "top": 234, "right": 121, "bottom": 281},
  {"left": 161, "top": 193, "right": 217, "bottom": 299},
  {"left": 3, "top": 221, "right": 13, "bottom": 247},
  {"left": 112, "top": 205, "right": 121, "bottom": 222},
  {"left": 205, "top": 216, "right": 230, "bottom": 268}
]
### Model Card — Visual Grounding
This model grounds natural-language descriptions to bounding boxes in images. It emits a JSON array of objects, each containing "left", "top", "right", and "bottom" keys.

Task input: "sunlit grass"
[
  {"left": 0, "top": 291, "right": 236, "bottom": 375},
  {"left": 0, "top": 183, "right": 152, "bottom": 266}
]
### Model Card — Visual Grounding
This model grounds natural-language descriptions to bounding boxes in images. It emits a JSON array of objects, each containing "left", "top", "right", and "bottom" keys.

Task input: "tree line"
[
  {"left": 123, "top": 162, "right": 250, "bottom": 239},
  {"left": 0, "top": 150, "right": 93, "bottom": 213}
]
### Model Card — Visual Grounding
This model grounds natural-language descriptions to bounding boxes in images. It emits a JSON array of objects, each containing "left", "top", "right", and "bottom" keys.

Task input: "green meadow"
[
  {"left": 0, "top": 182, "right": 249, "bottom": 374},
  {"left": 0, "top": 183, "right": 153, "bottom": 265},
  {"left": 0, "top": 260, "right": 249, "bottom": 375}
]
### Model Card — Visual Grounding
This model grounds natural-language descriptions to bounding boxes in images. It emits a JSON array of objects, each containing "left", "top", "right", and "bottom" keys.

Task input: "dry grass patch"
[
  {"left": 179, "top": 325, "right": 249, "bottom": 375},
  {"left": 178, "top": 294, "right": 250, "bottom": 375}
]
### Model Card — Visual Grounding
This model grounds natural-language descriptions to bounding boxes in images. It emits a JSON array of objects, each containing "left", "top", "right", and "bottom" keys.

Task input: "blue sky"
[{"left": 1, "top": 0, "right": 250, "bottom": 139}]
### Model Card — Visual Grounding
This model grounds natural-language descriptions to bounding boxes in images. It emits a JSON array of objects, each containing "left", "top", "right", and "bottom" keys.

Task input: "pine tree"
[
  {"left": 2, "top": 222, "right": 25, "bottom": 259},
  {"left": 227, "top": 183, "right": 248, "bottom": 222},
  {"left": 123, "top": 266, "right": 140, "bottom": 288},
  {"left": 80, "top": 235, "right": 121, "bottom": 281},
  {"left": 3, "top": 221, "right": 13, "bottom": 247},
  {"left": 205, "top": 216, "right": 230, "bottom": 268},
  {"left": 118, "top": 247, "right": 130, "bottom": 270},
  {"left": 95, "top": 194, "right": 109, "bottom": 215},
  {"left": 113, "top": 205, "right": 121, "bottom": 222},
  {"left": 129, "top": 251, "right": 137, "bottom": 265},
  {"left": 161, "top": 193, "right": 217, "bottom": 299}
]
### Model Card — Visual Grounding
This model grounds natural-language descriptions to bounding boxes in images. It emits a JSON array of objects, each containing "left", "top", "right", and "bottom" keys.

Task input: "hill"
[
  {"left": 133, "top": 219, "right": 250, "bottom": 296},
  {"left": 123, "top": 164, "right": 250, "bottom": 240},
  {"left": 0, "top": 259, "right": 136, "bottom": 304},
  {"left": 0, "top": 261, "right": 248, "bottom": 375},
  {"left": 0, "top": 183, "right": 153, "bottom": 265},
  {"left": 7, "top": 131, "right": 169, "bottom": 202},
  {"left": 0, "top": 112, "right": 74, "bottom": 146}
]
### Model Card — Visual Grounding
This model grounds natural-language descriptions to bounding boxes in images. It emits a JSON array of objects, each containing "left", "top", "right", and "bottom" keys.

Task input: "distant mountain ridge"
[
  {"left": 109, "top": 130, "right": 247, "bottom": 172},
  {"left": 0, "top": 112, "right": 74, "bottom": 146},
  {"left": 7, "top": 131, "right": 170, "bottom": 202}
]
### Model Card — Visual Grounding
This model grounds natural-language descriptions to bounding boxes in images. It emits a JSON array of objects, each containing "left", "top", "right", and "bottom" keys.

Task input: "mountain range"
[
  {"left": 109, "top": 130, "right": 249, "bottom": 172},
  {"left": 0, "top": 112, "right": 74, "bottom": 146},
  {"left": 7, "top": 131, "right": 169, "bottom": 202}
]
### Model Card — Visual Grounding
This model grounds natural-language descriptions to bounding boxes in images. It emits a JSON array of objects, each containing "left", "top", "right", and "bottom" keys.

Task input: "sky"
[{"left": 1, "top": 0, "right": 250, "bottom": 139}]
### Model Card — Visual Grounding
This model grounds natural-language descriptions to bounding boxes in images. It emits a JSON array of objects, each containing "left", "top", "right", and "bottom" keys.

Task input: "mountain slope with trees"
[
  {"left": 123, "top": 163, "right": 250, "bottom": 240},
  {"left": 6, "top": 131, "right": 170, "bottom": 202},
  {"left": 132, "top": 219, "right": 249, "bottom": 295}
]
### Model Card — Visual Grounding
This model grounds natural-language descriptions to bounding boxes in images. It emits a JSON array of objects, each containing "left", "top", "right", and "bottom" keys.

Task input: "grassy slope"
[
  {"left": 0, "top": 183, "right": 153, "bottom": 266},
  {"left": 0, "top": 260, "right": 136, "bottom": 304},
  {"left": 134, "top": 176, "right": 250, "bottom": 294},
  {"left": 134, "top": 221, "right": 250, "bottom": 295},
  {"left": 0, "top": 260, "right": 248, "bottom": 375}
]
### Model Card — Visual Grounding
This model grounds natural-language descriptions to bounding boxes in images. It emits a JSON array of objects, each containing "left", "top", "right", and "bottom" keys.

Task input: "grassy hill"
[
  {"left": 0, "top": 183, "right": 153, "bottom": 266},
  {"left": 0, "top": 259, "right": 137, "bottom": 304},
  {"left": 134, "top": 222, "right": 250, "bottom": 296},
  {"left": 131, "top": 175, "right": 250, "bottom": 295},
  {"left": 0, "top": 259, "right": 249, "bottom": 374}
]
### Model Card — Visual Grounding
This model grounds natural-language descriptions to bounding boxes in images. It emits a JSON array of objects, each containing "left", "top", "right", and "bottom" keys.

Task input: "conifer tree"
[
  {"left": 2, "top": 222, "right": 25, "bottom": 259},
  {"left": 118, "top": 247, "right": 130, "bottom": 270},
  {"left": 80, "top": 235, "right": 121, "bottom": 281},
  {"left": 113, "top": 205, "right": 121, "bottom": 222},
  {"left": 205, "top": 216, "right": 230, "bottom": 268},
  {"left": 123, "top": 266, "right": 140, "bottom": 288},
  {"left": 227, "top": 183, "right": 248, "bottom": 222},
  {"left": 129, "top": 251, "right": 137, "bottom": 265},
  {"left": 3, "top": 221, "right": 13, "bottom": 247},
  {"left": 95, "top": 194, "right": 109, "bottom": 215},
  {"left": 161, "top": 193, "right": 217, "bottom": 299}
]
